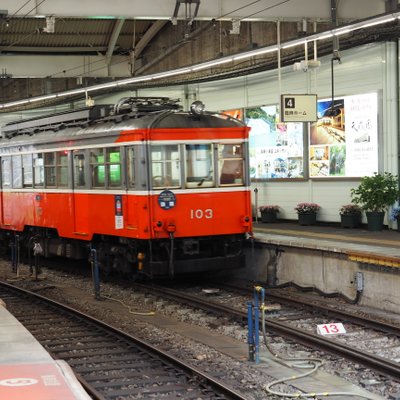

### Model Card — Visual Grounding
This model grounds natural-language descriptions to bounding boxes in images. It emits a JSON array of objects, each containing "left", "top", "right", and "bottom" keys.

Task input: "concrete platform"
[
  {"left": 0, "top": 303, "right": 91, "bottom": 400},
  {"left": 248, "top": 222, "right": 400, "bottom": 314}
]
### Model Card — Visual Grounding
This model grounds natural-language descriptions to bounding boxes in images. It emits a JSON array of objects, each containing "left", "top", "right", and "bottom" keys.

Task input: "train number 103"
[{"left": 190, "top": 209, "right": 213, "bottom": 219}]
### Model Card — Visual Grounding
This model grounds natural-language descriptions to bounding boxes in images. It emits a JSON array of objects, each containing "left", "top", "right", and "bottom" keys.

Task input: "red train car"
[{"left": 0, "top": 97, "right": 252, "bottom": 278}]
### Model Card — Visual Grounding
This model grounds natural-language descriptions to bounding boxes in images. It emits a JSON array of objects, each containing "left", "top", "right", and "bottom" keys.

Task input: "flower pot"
[
  {"left": 260, "top": 210, "right": 277, "bottom": 223},
  {"left": 340, "top": 213, "right": 361, "bottom": 229},
  {"left": 298, "top": 213, "right": 317, "bottom": 226},
  {"left": 366, "top": 211, "right": 385, "bottom": 231}
]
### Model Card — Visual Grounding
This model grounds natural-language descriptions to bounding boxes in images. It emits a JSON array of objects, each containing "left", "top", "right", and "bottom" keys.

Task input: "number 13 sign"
[{"left": 317, "top": 323, "right": 346, "bottom": 335}]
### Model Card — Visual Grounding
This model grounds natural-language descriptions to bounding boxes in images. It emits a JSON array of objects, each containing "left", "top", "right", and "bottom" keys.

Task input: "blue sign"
[{"left": 158, "top": 190, "right": 176, "bottom": 210}]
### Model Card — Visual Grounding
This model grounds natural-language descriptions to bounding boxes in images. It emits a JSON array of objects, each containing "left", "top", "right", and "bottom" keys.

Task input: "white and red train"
[{"left": 0, "top": 97, "right": 252, "bottom": 278}]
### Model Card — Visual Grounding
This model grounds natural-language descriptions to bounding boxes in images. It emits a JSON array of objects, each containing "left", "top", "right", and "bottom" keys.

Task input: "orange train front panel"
[{"left": 149, "top": 189, "right": 252, "bottom": 239}]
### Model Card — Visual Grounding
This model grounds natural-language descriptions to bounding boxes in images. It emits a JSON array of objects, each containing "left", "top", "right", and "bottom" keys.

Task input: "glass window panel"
[
  {"left": 106, "top": 147, "right": 121, "bottom": 188},
  {"left": 74, "top": 153, "right": 86, "bottom": 188},
  {"left": 22, "top": 154, "right": 33, "bottom": 187},
  {"left": 1, "top": 157, "right": 11, "bottom": 188},
  {"left": 44, "top": 152, "right": 56, "bottom": 187},
  {"left": 185, "top": 144, "right": 214, "bottom": 188},
  {"left": 90, "top": 148, "right": 105, "bottom": 187},
  {"left": 127, "top": 147, "right": 135, "bottom": 188},
  {"left": 218, "top": 144, "right": 244, "bottom": 186},
  {"left": 57, "top": 151, "right": 69, "bottom": 187},
  {"left": 33, "top": 154, "right": 44, "bottom": 186},
  {"left": 12, "top": 155, "right": 22, "bottom": 188},
  {"left": 151, "top": 145, "right": 180, "bottom": 189}
]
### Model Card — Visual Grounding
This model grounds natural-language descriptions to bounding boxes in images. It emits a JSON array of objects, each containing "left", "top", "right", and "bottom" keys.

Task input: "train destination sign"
[{"left": 281, "top": 94, "right": 317, "bottom": 122}]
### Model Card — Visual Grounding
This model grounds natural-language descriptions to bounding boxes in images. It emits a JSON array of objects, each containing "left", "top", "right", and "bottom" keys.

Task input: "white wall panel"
[{"left": 194, "top": 42, "right": 398, "bottom": 224}]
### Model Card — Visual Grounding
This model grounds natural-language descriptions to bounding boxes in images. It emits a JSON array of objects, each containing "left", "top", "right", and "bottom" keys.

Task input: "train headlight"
[{"left": 190, "top": 101, "right": 205, "bottom": 115}]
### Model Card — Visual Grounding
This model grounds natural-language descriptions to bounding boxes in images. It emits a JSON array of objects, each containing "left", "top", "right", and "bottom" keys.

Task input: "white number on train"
[{"left": 190, "top": 209, "right": 213, "bottom": 219}]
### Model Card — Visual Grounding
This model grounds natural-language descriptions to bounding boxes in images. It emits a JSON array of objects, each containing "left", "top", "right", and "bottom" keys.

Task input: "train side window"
[
  {"left": 44, "top": 152, "right": 56, "bottom": 187},
  {"left": 185, "top": 144, "right": 214, "bottom": 188},
  {"left": 22, "top": 154, "right": 33, "bottom": 187},
  {"left": 90, "top": 148, "right": 105, "bottom": 188},
  {"left": 106, "top": 147, "right": 121, "bottom": 188},
  {"left": 33, "top": 153, "right": 44, "bottom": 187},
  {"left": 12, "top": 155, "right": 22, "bottom": 188},
  {"left": 151, "top": 145, "right": 180, "bottom": 189},
  {"left": 127, "top": 147, "right": 135, "bottom": 188},
  {"left": 1, "top": 157, "right": 11, "bottom": 188},
  {"left": 74, "top": 153, "right": 86, "bottom": 188},
  {"left": 57, "top": 151, "right": 68, "bottom": 187},
  {"left": 218, "top": 143, "right": 244, "bottom": 186}
]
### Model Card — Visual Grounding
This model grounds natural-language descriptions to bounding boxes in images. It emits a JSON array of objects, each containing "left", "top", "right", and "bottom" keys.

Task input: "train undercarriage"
[{"left": 0, "top": 227, "right": 246, "bottom": 279}]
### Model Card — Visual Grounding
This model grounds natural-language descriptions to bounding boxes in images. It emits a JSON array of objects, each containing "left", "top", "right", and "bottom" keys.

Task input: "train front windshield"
[{"left": 150, "top": 143, "right": 245, "bottom": 189}]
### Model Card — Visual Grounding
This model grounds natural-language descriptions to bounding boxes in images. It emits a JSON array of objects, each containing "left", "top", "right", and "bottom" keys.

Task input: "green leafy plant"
[{"left": 351, "top": 172, "right": 400, "bottom": 212}]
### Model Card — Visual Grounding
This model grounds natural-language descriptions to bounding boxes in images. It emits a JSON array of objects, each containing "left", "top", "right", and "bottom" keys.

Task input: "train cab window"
[
  {"left": 12, "top": 155, "right": 22, "bottom": 188},
  {"left": 151, "top": 145, "right": 180, "bottom": 189},
  {"left": 127, "top": 147, "right": 135, "bottom": 188},
  {"left": 57, "top": 151, "right": 68, "bottom": 187},
  {"left": 106, "top": 147, "right": 121, "bottom": 188},
  {"left": 1, "top": 157, "right": 11, "bottom": 188},
  {"left": 44, "top": 152, "right": 56, "bottom": 187},
  {"left": 33, "top": 153, "right": 44, "bottom": 187},
  {"left": 74, "top": 153, "right": 86, "bottom": 188},
  {"left": 185, "top": 144, "right": 214, "bottom": 188},
  {"left": 218, "top": 143, "right": 244, "bottom": 186},
  {"left": 22, "top": 154, "right": 33, "bottom": 187}
]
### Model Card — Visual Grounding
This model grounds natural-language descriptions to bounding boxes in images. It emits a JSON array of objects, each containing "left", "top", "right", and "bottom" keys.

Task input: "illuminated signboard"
[
  {"left": 245, "top": 105, "right": 304, "bottom": 180},
  {"left": 309, "top": 93, "right": 378, "bottom": 178}
]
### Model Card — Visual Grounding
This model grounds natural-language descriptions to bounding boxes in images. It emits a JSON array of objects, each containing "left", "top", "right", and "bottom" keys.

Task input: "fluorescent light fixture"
[
  {"left": 281, "top": 40, "right": 307, "bottom": 49},
  {"left": 315, "top": 32, "right": 334, "bottom": 41},
  {"left": 56, "top": 88, "right": 87, "bottom": 97},
  {"left": 87, "top": 82, "right": 117, "bottom": 91},
  {"left": 192, "top": 57, "right": 233, "bottom": 71},
  {"left": 233, "top": 46, "right": 278, "bottom": 60},
  {"left": 361, "top": 16, "right": 395, "bottom": 28},
  {"left": 151, "top": 68, "right": 191, "bottom": 79},
  {"left": 29, "top": 94, "right": 57, "bottom": 102}
]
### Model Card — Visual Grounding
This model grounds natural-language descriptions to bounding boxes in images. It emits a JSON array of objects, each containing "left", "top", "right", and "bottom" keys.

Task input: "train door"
[{"left": 72, "top": 150, "right": 89, "bottom": 235}]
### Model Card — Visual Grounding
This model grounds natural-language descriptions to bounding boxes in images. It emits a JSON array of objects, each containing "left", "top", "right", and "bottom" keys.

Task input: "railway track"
[
  {"left": 0, "top": 280, "right": 247, "bottom": 400},
  {"left": 135, "top": 282, "right": 400, "bottom": 382}
]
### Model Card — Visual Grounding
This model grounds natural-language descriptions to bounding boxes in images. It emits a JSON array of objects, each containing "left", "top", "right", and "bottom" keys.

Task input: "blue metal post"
[
  {"left": 253, "top": 287, "right": 260, "bottom": 364},
  {"left": 247, "top": 301, "right": 254, "bottom": 361},
  {"left": 90, "top": 247, "right": 101, "bottom": 300}
]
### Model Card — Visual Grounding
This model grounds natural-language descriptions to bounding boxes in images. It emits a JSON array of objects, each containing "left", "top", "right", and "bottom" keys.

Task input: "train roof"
[{"left": 0, "top": 97, "right": 245, "bottom": 142}]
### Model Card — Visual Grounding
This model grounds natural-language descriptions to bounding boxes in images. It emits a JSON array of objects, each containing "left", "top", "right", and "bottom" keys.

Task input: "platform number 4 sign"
[
  {"left": 284, "top": 97, "right": 295, "bottom": 108},
  {"left": 317, "top": 322, "right": 346, "bottom": 335}
]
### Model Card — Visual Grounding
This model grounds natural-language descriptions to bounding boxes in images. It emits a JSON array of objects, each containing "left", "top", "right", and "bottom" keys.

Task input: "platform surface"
[
  {"left": 253, "top": 221, "right": 400, "bottom": 261},
  {"left": 0, "top": 303, "right": 91, "bottom": 400}
]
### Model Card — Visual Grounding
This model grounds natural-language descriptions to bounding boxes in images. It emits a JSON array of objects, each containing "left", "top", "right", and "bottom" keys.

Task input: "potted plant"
[
  {"left": 294, "top": 202, "right": 321, "bottom": 225},
  {"left": 259, "top": 205, "right": 280, "bottom": 223},
  {"left": 339, "top": 204, "right": 362, "bottom": 228},
  {"left": 390, "top": 207, "right": 400, "bottom": 232},
  {"left": 351, "top": 172, "right": 400, "bottom": 231}
]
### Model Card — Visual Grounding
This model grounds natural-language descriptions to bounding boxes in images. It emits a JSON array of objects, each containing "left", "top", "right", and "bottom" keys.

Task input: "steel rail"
[
  {"left": 0, "top": 280, "right": 248, "bottom": 400},
  {"left": 138, "top": 282, "right": 400, "bottom": 380}
]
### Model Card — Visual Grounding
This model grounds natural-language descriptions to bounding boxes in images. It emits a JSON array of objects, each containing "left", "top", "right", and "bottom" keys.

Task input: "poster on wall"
[
  {"left": 245, "top": 105, "right": 304, "bottom": 179},
  {"left": 309, "top": 93, "right": 378, "bottom": 178}
]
